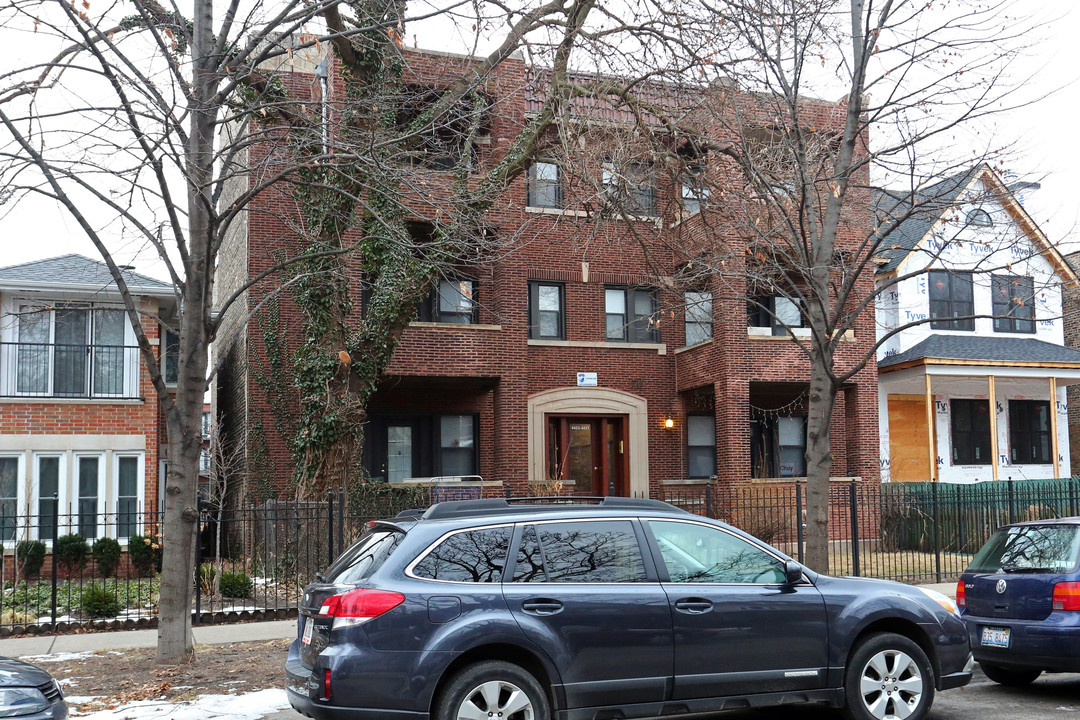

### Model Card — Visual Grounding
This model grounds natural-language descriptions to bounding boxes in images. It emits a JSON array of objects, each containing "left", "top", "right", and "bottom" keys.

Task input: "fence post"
[
  {"left": 932, "top": 482, "right": 942, "bottom": 583},
  {"left": 194, "top": 497, "right": 203, "bottom": 624},
  {"left": 1008, "top": 478, "right": 1016, "bottom": 524},
  {"left": 327, "top": 489, "right": 335, "bottom": 568},
  {"left": 338, "top": 488, "right": 346, "bottom": 557},
  {"left": 849, "top": 481, "right": 860, "bottom": 577},
  {"left": 796, "top": 483, "right": 804, "bottom": 564},
  {"left": 50, "top": 493, "right": 58, "bottom": 633},
  {"left": 1071, "top": 478, "right": 1078, "bottom": 518},
  {"left": 705, "top": 483, "right": 712, "bottom": 518}
]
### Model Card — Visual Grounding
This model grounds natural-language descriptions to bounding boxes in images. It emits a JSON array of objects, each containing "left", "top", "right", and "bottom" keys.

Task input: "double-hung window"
[
  {"left": 1009, "top": 400, "right": 1051, "bottom": 465},
  {"left": 681, "top": 162, "right": 709, "bottom": 214},
  {"left": 602, "top": 160, "right": 657, "bottom": 217},
  {"left": 748, "top": 295, "right": 803, "bottom": 336},
  {"left": 0, "top": 456, "right": 18, "bottom": 542},
  {"left": 928, "top": 271, "right": 974, "bottom": 331},
  {"left": 992, "top": 275, "right": 1035, "bottom": 334},
  {"left": 951, "top": 399, "right": 991, "bottom": 465},
  {"left": 529, "top": 282, "right": 565, "bottom": 339},
  {"left": 684, "top": 291, "right": 713, "bottom": 345},
  {"left": 527, "top": 162, "right": 562, "bottom": 209},
  {"left": 439, "top": 415, "right": 476, "bottom": 478},
  {"left": 419, "top": 280, "right": 478, "bottom": 324},
  {"left": 605, "top": 287, "right": 659, "bottom": 343},
  {"left": 687, "top": 415, "right": 716, "bottom": 478}
]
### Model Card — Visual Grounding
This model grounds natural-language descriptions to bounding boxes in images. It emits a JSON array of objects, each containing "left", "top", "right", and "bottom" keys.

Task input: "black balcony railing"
[{"left": 0, "top": 342, "right": 141, "bottom": 399}]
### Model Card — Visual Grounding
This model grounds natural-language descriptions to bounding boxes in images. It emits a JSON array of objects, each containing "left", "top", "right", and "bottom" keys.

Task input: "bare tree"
[{"left": 0, "top": 0, "right": 601, "bottom": 661}]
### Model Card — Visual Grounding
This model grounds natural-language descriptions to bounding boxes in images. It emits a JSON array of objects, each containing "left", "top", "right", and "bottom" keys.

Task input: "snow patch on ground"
[
  {"left": 70, "top": 688, "right": 289, "bottom": 719},
  {"left": 20, "top": 650, "right": 124, "bottom": 663}
]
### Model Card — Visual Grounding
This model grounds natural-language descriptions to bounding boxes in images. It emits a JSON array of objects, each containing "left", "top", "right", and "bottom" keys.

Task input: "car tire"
[
  {"left": 979, "top": 662, "right": 1041, "bottom": 686},
  {"left": 843, "top": 632, "right": 935, "bottom": 720},
  {"left": 436, "top": 661, "right": 549, "bottom": 720}
]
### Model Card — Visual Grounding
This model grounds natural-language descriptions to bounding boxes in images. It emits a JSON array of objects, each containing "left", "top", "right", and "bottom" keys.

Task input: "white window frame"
[
  {"left": 112, "top": 452, "right": 146, "bottom": 540},
  {"left": 30, "top": 453, "right": 67, "bottom": 542},
  {"left": 0, "top": 453, "right": 25, "bottom": 543},
  {"left": 72, "top": 452, "right": 107, "bottom": 540}
]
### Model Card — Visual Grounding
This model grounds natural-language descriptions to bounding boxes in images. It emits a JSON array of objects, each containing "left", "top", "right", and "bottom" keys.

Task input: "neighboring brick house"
[
  {"left": 875, "top": 165, "right": 1080, "bottom": 483},
  {"left": 0, "top": 254, "right": 176, "bottom": 541},
  {"left": 214, "top": 48, "right": 881, "bottom": 500},
  {"left": 1062, "top": 251, "right": 1080, "bottom": 474}
]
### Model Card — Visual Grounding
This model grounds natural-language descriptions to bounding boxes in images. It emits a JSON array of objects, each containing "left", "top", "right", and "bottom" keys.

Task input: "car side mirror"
[{"left": 784, "top": 560, "right": 804, "bottom": 585}]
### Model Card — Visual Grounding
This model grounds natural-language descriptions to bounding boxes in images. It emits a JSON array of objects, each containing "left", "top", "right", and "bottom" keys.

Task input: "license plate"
[
  {"left": 981, "top": 626, "right": 1010, "bottom": 648},
  {"left": 301, "top": 617, "right": 314, "bottom": 645}
]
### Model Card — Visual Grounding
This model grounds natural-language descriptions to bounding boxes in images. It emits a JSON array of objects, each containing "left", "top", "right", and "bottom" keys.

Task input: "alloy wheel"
[
  {"left": 858, "top": 648, "right": 925, "bottom": 720},
  {"left": 455, "top": 680, "right": 534, "bottom": 720}
]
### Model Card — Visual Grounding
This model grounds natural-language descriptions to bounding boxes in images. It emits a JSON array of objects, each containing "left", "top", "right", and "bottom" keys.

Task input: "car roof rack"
[
  {"left": 421, "top": 496, "right": 686, "bottom": 520},
  {"left": 394, "top": 509, "right": 426, "bottom": 519}
]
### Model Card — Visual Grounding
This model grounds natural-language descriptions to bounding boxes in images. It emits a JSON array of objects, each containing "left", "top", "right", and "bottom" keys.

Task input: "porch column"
[
  {"left": 1050, "top": 377, "right": 1061, "bottom": 478},
  {"left": 988, "top": 375, "right": 999, "bottom": 482},
  {"left": 924, "top": 374, "right": 936, "bottom": 482}
]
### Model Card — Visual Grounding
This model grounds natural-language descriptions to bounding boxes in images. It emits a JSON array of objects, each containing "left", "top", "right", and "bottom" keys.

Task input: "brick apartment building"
[
  {"left": 0, "top": 254, "right": 175, "bottom": 542},
  {"left": 214, "top": 48, "right": 880, "bottom": 499}
]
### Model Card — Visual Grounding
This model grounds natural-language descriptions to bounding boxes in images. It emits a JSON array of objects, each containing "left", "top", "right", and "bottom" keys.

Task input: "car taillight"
[
  {"left": 324, "top": 669, "right": 332, "bottom": 700},
  {"left": 1052, "top": 582, "right": 1080, "bottom": 611},
  {"left": 319, "top": 588, "right": 405, "bottom": 629},
  {"left": 955, "top": 580, "right": 966, "bottom": 608}
]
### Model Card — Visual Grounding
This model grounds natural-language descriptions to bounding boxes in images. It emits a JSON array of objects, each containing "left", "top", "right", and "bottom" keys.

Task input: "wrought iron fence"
[{"left": 3, "top": 478, "right": 1079, "bottom": 635}]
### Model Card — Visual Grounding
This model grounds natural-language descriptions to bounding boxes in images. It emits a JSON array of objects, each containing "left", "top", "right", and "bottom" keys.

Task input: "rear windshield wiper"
[{"left": 1001, "top": 565, "right": 1054, "bottom": 574}]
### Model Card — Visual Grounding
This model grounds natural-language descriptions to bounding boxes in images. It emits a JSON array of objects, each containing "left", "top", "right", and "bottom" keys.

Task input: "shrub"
[
  {"left": 197, "top": 563, "right": 216, "bottom": 596},
  {"left": 15, "top": 540, "right": 46, "bottom": 580},
  {"left": 92, "top": 538, "right": 122, "bottom": 578},
  {"left": 128, "top": 534, "right": 162, "bottom": 577},
  {"left": 55, "top": 534, "right": 90, "bottom": 575},
  {"left": 219, "top": 571, "right": 253, "bottom": 599},
  {"left": 80, "top": 584, "right": 121, "bottom": 619}
]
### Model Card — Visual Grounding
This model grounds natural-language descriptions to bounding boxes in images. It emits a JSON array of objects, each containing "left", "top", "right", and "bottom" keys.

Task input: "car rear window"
[
  {"left": 324, "top": 528, "right": 404, "bottom": 584},
  {"left": 411, "top": 526, "right": 513, "bottom": 582},
  {"left": 967, "top": 524, "right": 1080, "bottom": 574}
]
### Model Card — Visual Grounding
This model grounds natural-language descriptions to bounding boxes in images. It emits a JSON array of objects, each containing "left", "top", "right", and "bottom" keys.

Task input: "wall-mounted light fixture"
[{"left": 664, "top": 417, "right": 675, "bottom": 430}]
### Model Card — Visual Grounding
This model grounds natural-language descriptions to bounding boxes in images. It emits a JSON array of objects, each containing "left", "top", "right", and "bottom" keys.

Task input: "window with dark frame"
[
  {"left": 363, "top": 414, "right": 479, "bottom": 483},
  {"left": 684, "top": 291, "right": 713, "bottom": 345},
  {"left": 687, "top": 415, "right": 716, "bottom": 478},
  {"left": 750, "top": 415, "right": 807, "bottom": 478},
  {"left": 966, "top": 208, "right": 993, "bottom": 227},
  {"left": 929, "top": 270, "right": 974, "bottom": 331},
  {"left": 602, "top": 160, "right": 658, "bottom": 217},
  {"left": 681, "top": 162, "right": 709, "bottom": 214},
  {"left": 605, "top": 287, "right": 659, "bottom": 343},
  {"left": 1009, "top": 400, "right": 1051, "bottom": 465},
  {"left": 950, "top": 399, "right": 992, "bottom": 465},
  {"left": 529, "top": 281, "right": 565, "bottom": 339},
  {"left": 419, "top": 279, "right": 478, "bottom": 324},
  {"left": 747, "top": 295, "right": 804, "bottom": 336},
  {"left": 439, "top": 415, "right": 475, "bottom": 477},
  {"left": 527, "top": 162, "right": 562, "bottom": 209},
  {"left": 992, "top": 275, "right": 1035, "bottom": 334}
]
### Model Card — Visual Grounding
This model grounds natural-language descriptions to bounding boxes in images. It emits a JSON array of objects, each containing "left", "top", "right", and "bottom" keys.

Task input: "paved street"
[{"left": 260, "top": 667, "right": 1080, "bottom": 720}]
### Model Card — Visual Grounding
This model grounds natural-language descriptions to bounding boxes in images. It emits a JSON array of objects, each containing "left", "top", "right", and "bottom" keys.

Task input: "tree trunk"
[{"left": 803, "top": 345, "right": 837, "bottom": 573}]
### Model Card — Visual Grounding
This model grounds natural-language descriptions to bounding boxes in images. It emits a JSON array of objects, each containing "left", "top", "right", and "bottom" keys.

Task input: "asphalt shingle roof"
[
  {"left": 879, "top": 335, "right": 1080, "bottom": 369},
  {"left": 873, "top": 166, "right": 981, "bottom": 274},
  {"left": 0, "top": 254, "right": 172, "bottom": 295}
]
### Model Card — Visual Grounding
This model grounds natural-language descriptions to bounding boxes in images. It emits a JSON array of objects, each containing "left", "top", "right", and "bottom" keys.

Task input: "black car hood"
[{"left": 0, "top": 657, "right": 56, "bottom": 687}]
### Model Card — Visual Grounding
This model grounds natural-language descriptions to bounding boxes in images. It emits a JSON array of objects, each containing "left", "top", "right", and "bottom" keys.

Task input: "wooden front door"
[
  {"left": 547, "top": 416, "right": 628, "bottom": 495},
  {"left": 888, "top": 394, "right": 933, "bottom": 482}
]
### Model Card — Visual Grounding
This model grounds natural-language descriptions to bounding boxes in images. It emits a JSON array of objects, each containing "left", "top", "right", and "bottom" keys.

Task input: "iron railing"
[{"left": 0, "top": 342, "right": 141, "bottom": 398}]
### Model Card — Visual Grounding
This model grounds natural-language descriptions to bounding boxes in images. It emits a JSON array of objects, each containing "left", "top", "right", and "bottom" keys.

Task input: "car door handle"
[
  {"left": 674, "top": 598, "right": 713, "bottom": 614},
  {"left": 521, "top": 598, "right": 564, "bottom": 615}
]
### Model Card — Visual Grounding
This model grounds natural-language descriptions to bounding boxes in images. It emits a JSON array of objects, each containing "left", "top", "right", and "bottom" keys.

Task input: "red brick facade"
[{"left": 216, "top": 48, "right": 880, "bottom": 501}]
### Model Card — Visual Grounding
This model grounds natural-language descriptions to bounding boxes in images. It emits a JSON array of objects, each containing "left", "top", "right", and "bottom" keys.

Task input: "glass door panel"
[
  {"left": 387, "top": 426, "right": 413, "bottom": 483},
  {"left": 77, "top": 456, "right": 99, "bottom": 539},
  {"left": 54, "top": 309, "right": 88, "bottom": 396},
  {"left": 17, "top": 307, "right": 50, "bottom": 394},
  {"left": 93, "top": 309, "right": 126, "bottom": 395}
]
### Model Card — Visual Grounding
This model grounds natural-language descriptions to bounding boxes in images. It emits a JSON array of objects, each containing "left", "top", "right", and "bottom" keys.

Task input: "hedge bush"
[
  {"left": 219, "top": 571, "right": 253, "bottom": 599},
  {"left": 55, "top": 534, "right": 90, "bottom": 575},
  {"left": 128, "top": 534, "right": 162, "bottom": 577},
  {"left": 92, "top": 538, "right": 122, "bottom": 578},
  {"left": 15, "top": 540, "right": 46, "bottom": 580},
  {"left": 80, "top": 584, "right": 121, "bottom": 619}
]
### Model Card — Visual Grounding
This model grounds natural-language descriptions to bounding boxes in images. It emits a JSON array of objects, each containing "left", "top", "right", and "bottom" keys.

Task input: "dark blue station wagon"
[{"left": 286, "top": 498, "right": 972, "bottom": 720}]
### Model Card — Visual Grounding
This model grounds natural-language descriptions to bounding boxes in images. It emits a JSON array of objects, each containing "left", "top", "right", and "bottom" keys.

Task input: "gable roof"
[
  {"left": 873, "top": 164, "right": 1076, "bottom": 283},
  {"left": 0, "top": 254, "right": 174, "bottom": 298},
  {"left": 879, "top": 334, "right": 1080, "bottom": 371}
]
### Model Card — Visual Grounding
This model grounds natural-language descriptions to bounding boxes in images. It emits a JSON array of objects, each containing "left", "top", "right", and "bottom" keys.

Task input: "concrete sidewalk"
[
  {"left": 0, "top": 619, "right": 297, "bottom": 658},
  {"left": 0, "top": 581, "right": 960, "bottom": 659}
]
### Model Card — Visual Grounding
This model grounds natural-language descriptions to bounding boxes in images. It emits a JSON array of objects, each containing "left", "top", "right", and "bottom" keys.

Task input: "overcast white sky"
[{"left": 1, "top": 0, "right": 1078, "bottom": 281}]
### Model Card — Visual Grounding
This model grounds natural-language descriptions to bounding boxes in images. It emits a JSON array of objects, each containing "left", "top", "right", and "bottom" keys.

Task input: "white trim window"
[
  {"left": 2, "top": 302, "right": 138, "bottom": 398},
  {"left": 114, "top": 453, "right": 145, "bottom": 539},
  {"left": 31, "top": 453, "right": 65, "bottom": 542},
  {"left": 0, "top": 454, "right": 21, "bottom": 542},
  {"left": 74, "top": 453, "right": 106, "bottom": 540}
]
